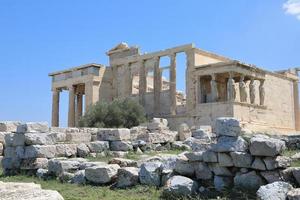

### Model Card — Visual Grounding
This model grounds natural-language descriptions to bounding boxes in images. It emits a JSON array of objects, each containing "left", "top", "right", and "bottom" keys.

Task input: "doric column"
[
  {"left": 139, "top": 60, "right": 146, "bottom": 106},
  {"left": 169, "top": 53, "right": 177, "bottom": 115},
  {"left": 293, "top": 80, "right": 300, "bottom": 131},
  {"left": 126, "top": 63, "right": 133, "bottom": 96},
  {"left": 197, "top": 76, "right": 201, "bottom": 104},
  {"left": 185, "top": 50, "right": 196, "bottom": 111},
  {"left": 210, "top": 74, "right": 218, "bottom": 102},
  {"left": 249, "top": 78, "right": 256, "bottom": 104},
  {"left": 259, "top": 79, "right": 265, "bottom": 106},
  {"left": 227, "top": 72, "right": 235, "bottom": 102},
  {"left": 154, "top": 57, "right": 161, "bottom": 116},
  {"left": 68, "top": 85, "right": 75, "bottom": 127},
  {"left": 51, "top": 89, "right": 60, "bottom": 127},
  {"left": 85, "top": 81, "right": 100, "bottom": 112},
  {"left": 239, "top": 75, "right": 247, "bottom": 102},
  {"left": 75, "top": 93, "right": 83, "bottom": 127}
]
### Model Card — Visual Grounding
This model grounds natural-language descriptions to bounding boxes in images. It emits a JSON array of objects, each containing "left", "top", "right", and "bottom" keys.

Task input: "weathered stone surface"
[
  {"left": 174, "top": 155, "right": 195, "bottom": 177},
  {"left": 218, "top": 153, "right": 233, "bottom": 167},
  {"left": 230, "top": 152, "right": 253, "bottom": 168},
  {"left": 110, "top": 141, "right": 133, "bottom": 151},
  {"left": 0, "top": 132, "right": 6, "bottom": 143},
  {"left": 192, "top": 126, "right": 211, "bottom": 141},
  {"left": 215, "top": 117, "right": 241, "bottom": 137},
  {"left": 0, "top": 181, "right": 64, "bottom": 200},
  {"left": 108, "top": 151, "right": 128, "bottom": 158},
  {"left": 163, "top": 176, "right": 198, "bottom": 198},
  {"left": 24, "top": 133, "right": 56, "bottom": 145},
  {"left": 76, "top": 143, "right": 90, "bottom": 157},
  {"left": 116, "top": 167, "right": 139, "bottom": 188},
  {"left": 56, "top": 144, "right": 77, "bottom": 157},
  {"left": 209, "top": 163, "right": 233, "bottom": 176},
  {"left": 0, "top": 121, "right": 21, "bottom": 132},
  {"left": 65, "top": 132, "right": 91, "bottom": 144},
  {"left": 97, "top": 128, "right": 130, "bottom": 141},
  {"left": 183, "top": 151, "right": 203, "bottom": 162},
  {"left": 139, "top": 131, "right": 177, "bottom": 144},
  {"left": 36, "top": 168, "right": 49, "bottom": 179},
  {"left": 20, "top": 158, "right": 48, "bottom": 170},
  {"left": 195, "top": 162, "right": 212, "bottom": 180},
  {"left": 183, "top": 137, "right": 211, "bottom": 151},
  {"left": 212, "top": 136, "right": 248, "bottom": 152},
  {"left": 252, "top": 157, "right": 266, "bottom": 171},
  {"left": 8, "top": 133, "right": 25, "bottom": 147},
  {"left": 147, "top": 118, "right": 168, "bottom": 131},
  {"left": 250, "top": 136, "right": 286, "bottom": 157},
  {"left": 171, "top": 141, "right": 191, "bottom": 151},
  {"left": 264, "top": 156, "right": 291, "bottom": 170},
  {"left": 257, "top": 181, "right": 293, "bottom": 200},
  {"left": 260, "top": 171, "right": 282, "bottom": 183},
  {"left": 287, "top": 188, "right": 300, "bottom": 200},
  {"left": 291, "top": 167, "right": 300, "bottom": 185},
  {"left": 203, "top": 150, "right": 218, "bottom": 163},
  {"left": 130, "top": 126, "right": 148, "bottom": 141},
  {"left": 178, "top": 123, "right": 192, "bottom": 141},
  {"left": 17, "top": 122, "right": 49, "bottom": 133},
  {"left": 87, "top": 141, "right": 109, "bottom": 153},
  {"left": 59, "top": 172, "right": 75, "bottom": 183},
  {"left": 234, "top": 171, "right": 264, "bottom": 191},
  {"left": 139, "top": 161, "right": 162, "bottom": 187},
  {"left": 24, "top": 145, "right": 57, "bottom": 159},
  {"left": 214, "top": 176, "right": 233, "bottom": 192},
  {"left": 2, "top": 157, "right": 21, "bottom": 169},
  {"left": 70, "top": 170, "right": 86, "bottom": 184},
  {"left": 109, "top": 158, "right": 137, "bottom": 167},
  {"left": 48, "top": 158, "right": 81, "bottom": 176},
  {"left": 85, "top": 164, "right": 120, "bottom": 184}
]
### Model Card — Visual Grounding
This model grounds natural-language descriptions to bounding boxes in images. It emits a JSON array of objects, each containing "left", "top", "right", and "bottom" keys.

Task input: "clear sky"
[{"left": 0, "top": 0, "right": 299, "bottom": 127}]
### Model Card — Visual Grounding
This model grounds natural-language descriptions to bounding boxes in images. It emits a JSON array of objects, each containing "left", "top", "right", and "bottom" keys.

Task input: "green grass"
[
  {"left": 0, "top": 168, "right": 162, "bottom": 200},
  {"left": 282, "top": 149, "right": 300, "bottom": 167}
]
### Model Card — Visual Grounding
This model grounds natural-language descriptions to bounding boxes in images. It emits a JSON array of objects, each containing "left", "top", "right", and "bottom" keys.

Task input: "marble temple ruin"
[{"left": 49, "top": 43, "right": 300, "bottom": 133}]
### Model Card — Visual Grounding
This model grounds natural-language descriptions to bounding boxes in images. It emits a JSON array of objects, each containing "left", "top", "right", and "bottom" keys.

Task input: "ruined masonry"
[{"left": 49, "top": 43, "right": 300, "bottom": 133}]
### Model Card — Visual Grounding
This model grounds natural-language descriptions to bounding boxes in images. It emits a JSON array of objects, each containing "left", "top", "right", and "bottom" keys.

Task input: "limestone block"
[
  {"left": 97, "top": 128, "right": 130, "bottom": 141},
  {"left": 194, "top": 162, "right": 212, "bottom": 180},
  {"left": 203, "top": 150, "right": 218, "bottom": 163},
  {"left": 183, "top": 151, "right": 204, "bottom": 162},
  {"left": 192, "top": 128, "right": 211, "bottom": 141},
  {"left": 10, "top": 133, "right": 25, "bottom": 147},
  {"left": 257, "top": 181, "right": 293, "bottom": 200},
  {"left": 108, "top": 151, "right": 128, "bottom": 158},
  {"left": 108, "top": 158, "right": 137, "bottom": 167},
  {"left": 183, "top": 137, "right": 212, "bottom": 151},
  {"left": 212, "top": 136, "right": 248, "bottom": 152},
  {"left": 70, "top": 170, "right": 86, "bottom": 185},
  {"left": 65, "top": 132, "right": 91, "bottom": 143},
  {"left": 58, "top": 172, "right": 75, "bottom": 183},
  {"left": 234, "top": 171, "right": 265, "bottom": 191},
  {"left": 178, "top": 123, "right": 192, "bottom": 141},
  {"left": 147, "top": 118, "right": 168, "bottom": 131},
  {"left": 36, "top": 168, "right": 49, "bottom": 179},
  {"left": 0, "top": 181, "right": 64, "bottom": 200},
  {"left": 0, "top": 143, "right": 3, "bottom": 155},
  {"left": 139, "top": 161, "right": 162, "bottom": 187},
  {"left": 110, "top": 141, "right": 133, "bottom": 151},
  {"left": 171, "top": 141, "right": 191, "bottom": 151},
  {"left": 215, "top": 117, "right": 241, "bottom": 137},
  {"left": 0, "top": 121, "right": 21, "bottom": 132},
  {"left": 218, "top": 153, "right": 233, "bottom": 167},
  {"left": 249, "top": 136, "right": 286, "bottom": 157},
  {"left": 209, "top": 163, "right": 233, "bottom": 176},
  {"left": 20, "top": 158, "right": 48, "bottom": 170},
  {"left": 50, "top": 132, "right": 67, "bottom": 143},
  {"left": 87, "top": 141, "right": 109, "bottom": 153},
  {"left": 4, "top": 133, "right": 13, "bottom": 147},
  {"left": 76, "top": 143, "right": 90, "bottom": 157},
  {"left": 287, "top": 188, "right": 300, "bottom": 200},
  {"left": 24, "top": 133, "right": 56, "bottom": 145},
  {"left": 280, "top": 167, "right": 296, "bottom": 183},
  {"left": 24, "top": 145, "right": 57, "bottom": 159},
  {"left": 291, "top": 167, "right": 300, "bottom": 185},
  {"left": 174, "top": 155, "right": 195, "bottom": 177},
  {"left": 163, "top": 176, "right": 198, "bottom": 197},
  {"left": 130, "top": 126, "right": 148, "bottom": 141},
  {"left": 214, "top": 176, "right": 233, "bottom": 192},
  {"left": 264, "top": 156, "right": 291, "bottom": 170},
  {"left": 0, "top": 132, "right": 7, "bottom": 143},
  {"left": 230, "top": 152, "right": 253, "bottom": 168},
  {"left": 17, "top": 122, "right": 49, "bottom": 133},
  {"left": 138, "top": 131, "right": 177, "bottom": 144},
  {"left": 85, "top": 164, "right": 120, "bottom": 184},
  {"left": 4, "top": 146, "right": 24, "bottom": 158},
  {"left": 56, "top": 144, "right": 77, "bottom": 157},
  {"left": 252, "top": 157, "right": 266, "bottom": 171},
  {"left": 260, "top": 171, "right": 282, "bottom": 183},
  {"left": 1, "top": 157, "right": 21, "bottom": 169},
  {"left": 116, "top": 167, "right": 139, "bottom": 188},
  {"left": 48, "top": 158, "right": 81, "bottom": 176}
]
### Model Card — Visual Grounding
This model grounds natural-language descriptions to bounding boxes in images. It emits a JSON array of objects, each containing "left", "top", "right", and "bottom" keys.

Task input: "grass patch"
[{"left": 0, "top": 168, "right": 161, "bottom": 200}]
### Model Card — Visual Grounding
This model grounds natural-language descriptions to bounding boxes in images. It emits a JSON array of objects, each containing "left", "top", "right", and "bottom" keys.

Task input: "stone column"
[
  {"left": 259, "top": 79, "right": 265, "bottom": 106},
  {"left": 85, "top": 81, "right": 100, "bottom": 112},
  {"left": 169, "top": 53, "right": 177, "bottom": 115},
  {"left": 154, "top": 56, "right": 161, "bottom": 116},
  {"left": 210, "top": 74, "right": 218, "bottom": 102},
  {"left": 51, "top": 89, "right": 60, "bottom": 127},
  {"left": 139, "top": 60, "right": 146, "bottom": 106},
  {"left": 126, "top": 63, "right": 133, "bottom": 96},
  {"left": 239, "top": 75, "right": 247, "bottom": 102},
  {"left": 75, "top": 93, "right": 83, "bottom": 127},
  {"left": 227, "top": 72, "right": 235, "bottom": 102},
  {"left": 68, "top": 85, "right": 75, "bottom": 127},
  {"left": 185, "top": 50, "right": 196, "bottom": 111},
  {"left": 249, "top": 78, "right": 256, "bottom": 104},
  {"left": 197, "top": 76, "right": 201, "bottom": 104},
  {"left": 293, "top": 80, "right": 300, "bottom": 131}
]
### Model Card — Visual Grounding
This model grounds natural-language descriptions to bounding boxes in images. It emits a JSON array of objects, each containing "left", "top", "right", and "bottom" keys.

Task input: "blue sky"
[{"left": 0, "top": 0, "right": 299, "bottom": 126}]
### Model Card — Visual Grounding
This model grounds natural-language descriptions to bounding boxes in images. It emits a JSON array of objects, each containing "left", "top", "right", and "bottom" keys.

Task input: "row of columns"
[
  {"left": 205, "top": 72, "right": 265, "bottom": 105},
  {"left": 51, "top": 81, "right": 99, "bottom": 127}
]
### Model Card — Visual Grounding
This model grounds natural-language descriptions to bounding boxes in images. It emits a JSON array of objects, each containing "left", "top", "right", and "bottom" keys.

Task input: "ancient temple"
[{"left": 49, "top": 43, "right": 300, "bottom": 133}]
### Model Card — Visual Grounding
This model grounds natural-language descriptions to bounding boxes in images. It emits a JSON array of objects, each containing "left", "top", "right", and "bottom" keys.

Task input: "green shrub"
[{"left": 79, "top": 98, "right": 146, "bottom": 128}]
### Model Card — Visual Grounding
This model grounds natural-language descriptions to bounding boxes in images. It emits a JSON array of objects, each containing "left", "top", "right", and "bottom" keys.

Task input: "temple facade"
[{"left": 49, "top": 43, "right": 300, "bottom": 133}]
